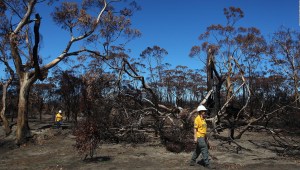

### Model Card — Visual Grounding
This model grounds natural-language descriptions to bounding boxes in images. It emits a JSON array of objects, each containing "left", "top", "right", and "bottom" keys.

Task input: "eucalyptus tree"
[
  {"left": 1, "top": 0, "right": 140, "bottom": 144},
  {"left": 0, "top": 38, "right": 14, "bottom": 135},
  {"left": 188, "top": 69, "right": 206, "bottom": 103},
  {"left": 190, "top": 7, "right": 267, "bottom": 139},
  {"left": 172, "top": 65, "right": 189, "bottom": 106},
  {"left": 190, "top": 7, "right": 246, "bottom": 117},
  {"left": 270, "top": 27, "right": 300, "bottom": 105},
  {"left": 28, "top": 82, "right": 55, "bottom": 121},
  {"left": 140, "top": 46, "right": 168, "bottom": 101},
  {"left": 0, "top": 2, "right": 15, "bottom": 134},
  {"left": 56, "top": 70, "right": 82, "bottom": 121}
]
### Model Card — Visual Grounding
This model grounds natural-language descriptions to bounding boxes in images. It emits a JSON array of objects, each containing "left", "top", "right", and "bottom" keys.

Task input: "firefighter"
[
  {"left": 189, "top": 105, "right": 213, "bottom": 169},
  {"left": 55, "top": 110, "right": 63, "bottom": 129}
]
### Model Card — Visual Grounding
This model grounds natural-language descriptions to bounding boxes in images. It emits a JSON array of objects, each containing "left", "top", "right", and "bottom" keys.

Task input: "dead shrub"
[
  {"left": 161, "top": 125, "right": 194, "bottom": 153},
  {"left": 73, "top": 118, "right": 109, "bottom": 160}
]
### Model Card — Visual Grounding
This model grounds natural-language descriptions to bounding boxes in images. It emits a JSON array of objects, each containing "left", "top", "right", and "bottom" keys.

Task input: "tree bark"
[
  {"left": 7, "top": 0, "right": 107, "bottom": 144},
  {"left": 16, "top": 76, "right": 35, "bottom": 145},
  {"left": 0, "top": 50, "right": 14, "bottom": 135},
  {"left": 206, "top": 48, "right": 225, "bottom": 119},
  {"left": 206, "top": 49, "right": 214, "bottom": 114},
  {"left": 1, "top": 83, "right": 11, "bottom": 135},
  {"left": 10, "top": 11, "right": 40, "bottom": 144}
]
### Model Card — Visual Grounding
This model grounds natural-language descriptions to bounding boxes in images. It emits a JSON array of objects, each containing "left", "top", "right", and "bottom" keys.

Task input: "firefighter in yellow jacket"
[
  {"left": 190, "top": 105, "right": 212, "bottom": 168},
  {"left": 55, "top": 110, "right": 63, "bottom": 129}
]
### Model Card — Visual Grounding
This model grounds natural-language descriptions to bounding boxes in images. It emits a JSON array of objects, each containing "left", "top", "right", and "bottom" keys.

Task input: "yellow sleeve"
[{"left": 194, "top": 117, "right": 199, "bottom": 129}]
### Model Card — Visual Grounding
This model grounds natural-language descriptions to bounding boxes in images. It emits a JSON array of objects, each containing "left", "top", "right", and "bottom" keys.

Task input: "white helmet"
[
  {"left": 196, "top": 105, "right": 207, "bottom": 111},
  {"left": 59, "top": 110, "right": 62, "bottom": 113}
]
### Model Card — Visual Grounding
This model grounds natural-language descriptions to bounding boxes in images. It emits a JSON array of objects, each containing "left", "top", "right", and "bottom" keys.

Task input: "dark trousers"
[
  {"left": 56, "top": 121, "right": 62, "bottom": 128},
  {"left": 191, "top": 137, "right": 209, "bottom": 166}
]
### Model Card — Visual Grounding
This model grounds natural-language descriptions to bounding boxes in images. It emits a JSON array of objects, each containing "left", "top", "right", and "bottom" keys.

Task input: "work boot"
[
  {"left": 197, "top": 159, "right": 205, "bottom": 166},
  {"left": 204, "top": 164, "right": 216, "bottom": 169},
  {"left": 189, "top": 160, "right": 196, "bottom": 166}
]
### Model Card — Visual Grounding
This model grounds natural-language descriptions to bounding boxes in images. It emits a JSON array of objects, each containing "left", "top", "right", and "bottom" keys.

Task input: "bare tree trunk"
[
  {"left": 11, "top": 12, "right": 42, "bottom": 144},
  {"left": 226, "top": 57, "right": 234, "bottom": 140},
  {"left": 16, "top": 77, "right": 35, "bottom": 145},
  {"left": 293, "top": 75, "right": 299, "bottom": 106},
  {"left": 1, "top": 83, "right": 11, "bottom": 135},
  {"left": 39, "top": 98, "right": 43, "bottom": 121},
  {"left": 0, "top": 41, "right": 14, "bottom": 135}
]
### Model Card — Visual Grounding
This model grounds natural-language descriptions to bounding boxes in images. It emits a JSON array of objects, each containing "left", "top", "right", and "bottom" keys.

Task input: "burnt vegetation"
[{"left": 0, "top": 1, "right": 299, "bottom": 162}]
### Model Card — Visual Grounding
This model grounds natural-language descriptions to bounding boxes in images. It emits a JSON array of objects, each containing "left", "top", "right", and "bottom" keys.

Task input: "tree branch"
[
  {"left": 42, "top": 0, "right": 108, "bottom": 71},
  {"left": 13, "top": 0, "right": 37, "bottom": 34},
  {"left": 187, "top": 89, "right": 213, "bottom": 121}
]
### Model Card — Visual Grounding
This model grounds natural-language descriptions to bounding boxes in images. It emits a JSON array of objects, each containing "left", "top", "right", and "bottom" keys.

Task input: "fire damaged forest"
[{"left": 0, "top": 0, "right": 300, "bottom": 169}]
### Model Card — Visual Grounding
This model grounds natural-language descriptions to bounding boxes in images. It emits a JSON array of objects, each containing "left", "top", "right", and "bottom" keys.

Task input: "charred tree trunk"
[
  {"left": 207, "top": 49, "right": 215, "bottom": 116},
  {"left": 205, "top": 48, "right": 227, "bottom": 134},
  {"left": 214, "top": 81, "right": 223, "bottom": 117},
  {"left": 207, "top": 48, "right": 225, "bottom": 118},
  {"left": 39, "top": 98, "right": 43, "bottom": 121}
]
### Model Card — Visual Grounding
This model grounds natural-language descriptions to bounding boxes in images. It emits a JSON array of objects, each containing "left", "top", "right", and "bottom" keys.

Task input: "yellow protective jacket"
[
  {"left": 55, "top": 113, "right": 63, "bottom": 122},
  {"left": 194, "top": 115, "right": 207, "bottom": 138}
]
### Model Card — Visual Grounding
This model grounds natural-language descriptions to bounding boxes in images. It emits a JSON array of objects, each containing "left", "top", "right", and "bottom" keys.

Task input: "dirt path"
[{"left": 1, "top": 124, "right": 300, "bottom": 170}]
